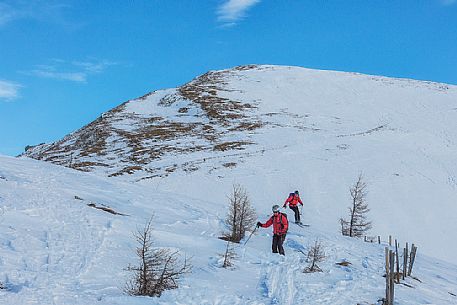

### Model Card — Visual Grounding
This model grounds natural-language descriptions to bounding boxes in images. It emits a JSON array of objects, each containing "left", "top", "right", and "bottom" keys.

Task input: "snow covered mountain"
[
  {"left": 22, "top": 65, "right": 457, "bottom": 182},
  {"left": 3, "top": 65, "right": 457, "bottom": 304},
  {"left": 21, "top": 65, "right": 457, "bottom": 263}
]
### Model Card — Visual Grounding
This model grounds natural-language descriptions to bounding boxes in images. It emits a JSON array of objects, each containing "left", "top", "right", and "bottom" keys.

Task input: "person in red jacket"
[
  {"left": 257, "top": 205, "right": 289, "bottom": 255},
  {"left": 283, "top": 190, "right": 303, "bottom": 224}
]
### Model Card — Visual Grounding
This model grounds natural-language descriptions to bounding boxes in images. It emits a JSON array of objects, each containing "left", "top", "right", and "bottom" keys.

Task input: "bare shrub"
[
  {"left": 220, "top": 240, "right": 237, "bottom": 268},
  {"left": 222, "top": 184, "right": 257, "bottom": 243},
  {"left": 303, "top": 239, "right": 326, "bottom": 273},
  {"left": 125, "top": 216, "right": 192, "bottom": 297},
  {"left": 340, "top": 173, "right": 372, "bottom": 237}
]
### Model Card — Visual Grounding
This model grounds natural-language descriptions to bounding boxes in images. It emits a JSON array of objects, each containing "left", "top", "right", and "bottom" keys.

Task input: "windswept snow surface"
[{"left": 1, "top": 155, "right": 457, "bottom": 304}]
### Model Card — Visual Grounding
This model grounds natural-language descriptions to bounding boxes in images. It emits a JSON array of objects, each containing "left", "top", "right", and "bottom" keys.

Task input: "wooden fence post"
[
  {"left": 395, "top": 240, "right": 400, "bottom": 283},
  {"left": 405, "top": 242, "right": 409, "bottom": 278},
  {"left": 385, "top": 247, "right": 390, "bottom": 305},
  {"left": 378, "top": 236, "right": 381, "bottom": 244},
  {"left": 389, "top": 235, "right": 392, "bottom": 246},
  {"left": 402, "top": 246, "right": 407, "bottom": 280},
  {"left": 390, "top": 250, "right": 395, "bottom": 303},
  {"left": 408, "top": 245, "right": 417, "bottom": 276},
  {"left": 408, "top": 243, "right": 414, "bottom": 276},
  {"left": 384, "top": 247, "right": 396, "bottom": 305}
]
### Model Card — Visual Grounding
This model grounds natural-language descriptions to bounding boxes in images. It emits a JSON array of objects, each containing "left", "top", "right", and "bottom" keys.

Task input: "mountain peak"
[{"left": 22, "top": 65, "right": 457, "bottom": 181}]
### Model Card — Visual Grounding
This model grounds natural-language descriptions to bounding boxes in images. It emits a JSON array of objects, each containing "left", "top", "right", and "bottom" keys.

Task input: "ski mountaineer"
[
  {"left": 256, "top": 205, "right": 289, "bottom": 255},
  {"left": 283, "top": 190, "right": 303, "bottom": 224}
]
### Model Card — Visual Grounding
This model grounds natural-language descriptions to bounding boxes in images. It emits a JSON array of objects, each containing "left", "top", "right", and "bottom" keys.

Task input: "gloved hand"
[
  {"left": 283, "top": 205, "right": 286, "bottom": 208},
  {"left": 256, "top": 221, "right": 262, "bottom": 228}
]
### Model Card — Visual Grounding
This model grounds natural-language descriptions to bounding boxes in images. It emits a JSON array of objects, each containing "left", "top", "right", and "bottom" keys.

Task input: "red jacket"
[
  {"left": 261, "top": 213, "right": 288, "bottom": 235},
  {"left": 283, "top": 193, "right": 303, "bottom": 207}
]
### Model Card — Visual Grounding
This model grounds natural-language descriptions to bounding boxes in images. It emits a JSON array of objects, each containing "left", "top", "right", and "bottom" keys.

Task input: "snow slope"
[
  {"left": 22, "top": 65, "right": 457, "bottom": 264},
  {"left": 1, "top": 155, "right": 457, "bottom": 305},
  {"left": 6, "top": 65, "right": 457, "bottom": 304}
]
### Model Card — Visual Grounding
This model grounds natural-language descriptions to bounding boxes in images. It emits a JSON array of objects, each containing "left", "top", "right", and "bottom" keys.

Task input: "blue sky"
[{"left": 1, "top": 0, "right": 456, "bottom": 156}]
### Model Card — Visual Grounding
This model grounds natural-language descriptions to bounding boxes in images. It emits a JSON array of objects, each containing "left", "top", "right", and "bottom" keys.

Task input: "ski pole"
[{"left": 244, "top": 225, "right": 258, "bottom": 245}]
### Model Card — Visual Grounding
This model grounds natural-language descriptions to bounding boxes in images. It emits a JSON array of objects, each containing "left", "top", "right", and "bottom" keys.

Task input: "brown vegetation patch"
[
  {"left": 137, "top": 91, "right": 154, "bottom": 101},
  {"left": 165, "top": 165, "right": 177, "bottom": 173},
  {"left": 72, "top": 161, "right": 110, "bottom": 171},
  {"left": 233, "top": 64, "right": 259, "bottom": 71},
  {"left": 213, "top": 141, "right": 252, "bottom": 151},
  {"left": 73, "top": 117, "right": 111, "bottom": 156},
  {"left": 109, "top": 102, "right": 128, "bottom": 114},
  {"left": 335, "top": 261, "right": 352, "bottom": 267},
  {"left": 87, "top": 203, "right": 128, "bottom": 216},
  {"left": 337, "top": 125, "right": 387, "bottom": 138},
  {"left": 158, "top": 94, "right": 181, "bottom": 106},
  {"left": 229, "top": 121, "right": 264, "bottom": 132},
  {"left": 178, "top": 70, "right": 258, "bottom": 123},
  {"left": 145, "top": 116, "right": 165, "bottom": 124},
  {"left": 183, "top": 164, "right": 199, "bottom": 173},
  {"left": 108, "top": 165, "right": 143, "bottom": 177},
  {"left": 222, "top": 162, "right": 237, "bottom": 168},
  {"left": 135, "top": 122, "right": 197, "bottom": 141}
]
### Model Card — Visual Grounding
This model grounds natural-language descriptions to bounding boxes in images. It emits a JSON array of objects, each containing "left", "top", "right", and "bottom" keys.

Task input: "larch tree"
[
  {"left": 222, "top": 184, "right": 257, "bottom": 243},
  {"left": 340, "top": 173, "right": 372, "bottom": 237}
]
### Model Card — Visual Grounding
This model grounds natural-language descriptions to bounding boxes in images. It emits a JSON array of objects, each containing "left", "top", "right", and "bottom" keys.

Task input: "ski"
[{"left": 295, "top": 222, "right": 309, "bottom": 227}]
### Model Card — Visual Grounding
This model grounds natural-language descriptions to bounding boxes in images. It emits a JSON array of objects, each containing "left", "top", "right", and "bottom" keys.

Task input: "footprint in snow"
[
  {"left": 362, "top": 257, "right": 370, "bottom": 268},
  {"left": 285, "top": 238, "right": 306, "bottom": 253}
]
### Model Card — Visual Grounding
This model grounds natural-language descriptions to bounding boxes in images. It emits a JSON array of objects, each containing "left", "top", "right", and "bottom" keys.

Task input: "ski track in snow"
[
  {"left": 2, "top": 156, "right": 457, "bottom": 304},
  {"left": 252, "top": 228, "right": 385, "bottom": 305},
  {"left": 0, "top": 162, "right": 115, "bottom": 304}
]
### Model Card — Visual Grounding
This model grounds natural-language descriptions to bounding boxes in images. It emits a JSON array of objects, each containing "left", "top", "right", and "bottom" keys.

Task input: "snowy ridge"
[
  {"left": 4, "top": 64, "right": 457, "bottom": 303},
  {"left": 19, "top": 65, "right": 457, "bottom": 264},
  {"left": 1, "top": 155, "right": 457, "bottom": 304},
  {"left": 22, "top": 65, "right": 457, "bottom": 180}
]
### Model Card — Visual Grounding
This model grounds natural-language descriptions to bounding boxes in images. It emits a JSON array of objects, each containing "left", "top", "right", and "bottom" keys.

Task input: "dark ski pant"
[
  {"left": 272, "top": 234, "right": 286, "bottom": 255},
  {"left": 290, "top": 205, "right": 300, "bottom": 223}
]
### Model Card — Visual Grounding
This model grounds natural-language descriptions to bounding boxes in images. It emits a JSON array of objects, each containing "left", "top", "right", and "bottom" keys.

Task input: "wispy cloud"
[
  {"left": 71, "top": 60, "right": 118, "bottom": 74},
  {"left": 0, "top": 80, "right": 21, "bottom": 101},
  {"left": 0, "top": 2, "right": 17, "bottom": 26},
  {"left": 24, "top": 59, "right": 117, "bottom": 83},
  {"left": 217, "top": 0, "right": 261, "bottom": 26},
  {"left": 0, "top": 0, "right": 72, "bottom": 27}
]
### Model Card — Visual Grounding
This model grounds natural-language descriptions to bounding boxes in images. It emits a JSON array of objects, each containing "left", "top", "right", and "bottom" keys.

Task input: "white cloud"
[
  {"left": 72, "top": 60, "right": 117, "bottom": 74},
  {"left": 0, "top": 80, "right": 21, "bottom": 101},
  {"left": 0, "top": 0, "right": 72, "bottom": 27},
  {"left": 217, "top": 0, "right": 261, "bottom": 26},
  {"left": 29, "top": 69, "right": 87, "bottom": 82},
  {"left": 24, "top": 59, "right": 117, "bottom": 83}
]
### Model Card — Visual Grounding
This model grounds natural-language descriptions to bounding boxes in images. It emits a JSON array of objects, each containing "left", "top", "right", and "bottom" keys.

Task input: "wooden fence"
[{"left": 382, "top": 238, "right": 418, "bottom": 305}]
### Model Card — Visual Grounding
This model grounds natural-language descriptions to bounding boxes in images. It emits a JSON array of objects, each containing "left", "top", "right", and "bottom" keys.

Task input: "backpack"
[
  {"left": 271, "top": 212, "right": 288, "bottom": 231},
  {"left": 280, "top": 213, "right": 288, "bottom": 232},
  {"left": 271, "top": 212, "right": 287, "bottom": 221},
  {"left": 288, "top": 193, "right": 297, "bottom": 202}
]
